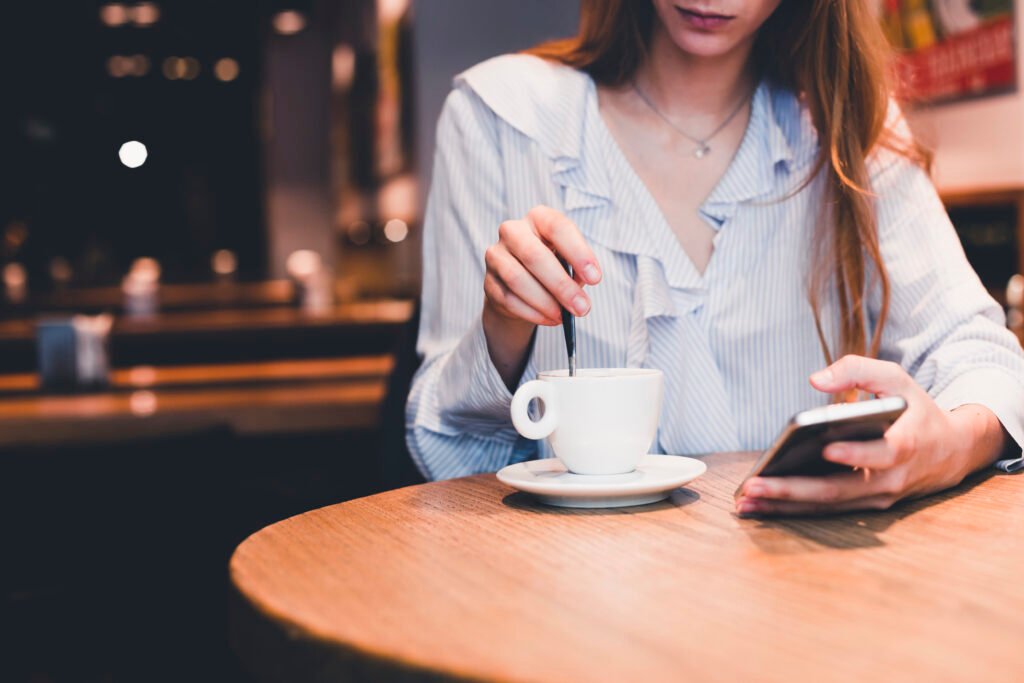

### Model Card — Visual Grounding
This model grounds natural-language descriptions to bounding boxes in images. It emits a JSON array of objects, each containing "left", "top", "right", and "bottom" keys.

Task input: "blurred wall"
[
  {"left": 264, "top": 4, "right": 335, "bottom": 279},
  {"left": 412, "top": 0, "right": 580, "bottom": 209},
  {"left": 907, "top": 8, "right": 1024, "bottom": 192}
]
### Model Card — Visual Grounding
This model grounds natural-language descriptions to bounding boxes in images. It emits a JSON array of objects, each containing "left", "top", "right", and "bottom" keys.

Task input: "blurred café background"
[{"left": 1, "top": 1, "right": 1023, "bottom": 681}]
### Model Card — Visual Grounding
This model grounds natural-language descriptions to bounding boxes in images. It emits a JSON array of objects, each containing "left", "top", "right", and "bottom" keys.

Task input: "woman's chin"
[{"left": 667, "top": 30, "right": 745, "bottom": 59}]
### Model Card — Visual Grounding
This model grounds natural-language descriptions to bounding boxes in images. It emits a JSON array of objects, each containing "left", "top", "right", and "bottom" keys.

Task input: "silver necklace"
[{"left": 632, "top": 81, "right": 751, "bottom": 159}]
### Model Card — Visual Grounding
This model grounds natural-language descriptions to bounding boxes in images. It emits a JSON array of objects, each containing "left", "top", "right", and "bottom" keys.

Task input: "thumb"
[{"left": 809, "top": 355, "right": 911, "bottom": 397}]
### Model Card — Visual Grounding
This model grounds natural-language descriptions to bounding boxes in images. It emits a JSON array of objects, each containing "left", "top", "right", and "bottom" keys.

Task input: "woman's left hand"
[{"left": 735, "top": 355, "right": 1008, "bottom": 516}]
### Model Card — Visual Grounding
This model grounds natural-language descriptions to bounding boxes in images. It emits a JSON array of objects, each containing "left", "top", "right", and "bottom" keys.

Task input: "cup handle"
[{"left": 510, "top": 380, "right": 558, "bottom": 440}]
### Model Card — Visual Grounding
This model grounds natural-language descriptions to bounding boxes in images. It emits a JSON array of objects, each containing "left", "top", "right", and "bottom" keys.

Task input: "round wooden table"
[{"left": 229, "top": 451, "right": 1024, "bottom": 683}]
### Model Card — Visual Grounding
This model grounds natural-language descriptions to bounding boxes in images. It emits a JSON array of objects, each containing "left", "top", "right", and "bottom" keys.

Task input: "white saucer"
[{"left": 496, "top": 455, "right": 707, "bottom": 508}]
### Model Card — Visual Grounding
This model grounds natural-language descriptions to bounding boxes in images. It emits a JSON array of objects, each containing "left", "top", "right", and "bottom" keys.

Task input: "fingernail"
[
  {"left": 811, "top": 369, "right": 834, "bottom": 385},
  {"left": 737, "top": 500, "right": 761, "bottom": 514},
  {"left": 745, "top": 483, "right": 767, "bottom": 497},
  {"left": 582, "top": 264, "right": 600, "bottom": 284},
  {"left": 572, "top": 295, "right": 590, "bottom": 316}
]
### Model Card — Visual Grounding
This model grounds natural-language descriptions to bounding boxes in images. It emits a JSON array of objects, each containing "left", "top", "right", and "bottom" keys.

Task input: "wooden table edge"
[
  {"left": 229, "top": 496, "right": 493, "bottom": 683},
  {"left": 226, "top": 462, "right": 1024, "bottom": 683},
  {"left": 225, "top": 463, "right": 751, "bottom": 683}
]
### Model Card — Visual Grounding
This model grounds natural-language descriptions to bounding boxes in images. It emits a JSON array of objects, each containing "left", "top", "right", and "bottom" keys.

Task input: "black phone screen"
[{"left": 757, "top": 418, "right": 892, "bottom": 478}]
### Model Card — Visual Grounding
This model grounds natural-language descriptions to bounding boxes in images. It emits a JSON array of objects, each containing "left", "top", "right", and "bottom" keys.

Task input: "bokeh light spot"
[{"left": 119, "top": 140, "right": 148, "bottom": 168}]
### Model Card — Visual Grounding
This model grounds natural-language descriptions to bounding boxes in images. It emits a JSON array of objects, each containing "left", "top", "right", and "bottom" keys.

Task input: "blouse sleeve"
[
  {"left": 404, "top": 84, "right": 539, "bottom": 481},
  {"left": 870, "top": 146, "right": 1024, "bottom": 472}
]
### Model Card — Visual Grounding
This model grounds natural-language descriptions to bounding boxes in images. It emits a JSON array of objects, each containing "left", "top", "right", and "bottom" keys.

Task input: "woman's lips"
[{"left": 675, "top": 6, "right": 735, "bottom": 30}]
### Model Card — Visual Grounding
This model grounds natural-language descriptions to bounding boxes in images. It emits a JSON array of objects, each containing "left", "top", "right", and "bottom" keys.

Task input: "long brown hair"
[{"left": 527, "top": 1, "right": 930, "bottom": 363}]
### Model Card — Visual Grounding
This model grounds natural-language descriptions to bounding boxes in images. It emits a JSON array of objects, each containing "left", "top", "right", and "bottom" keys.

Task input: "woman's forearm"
[
  {"left": 482, "top": 307, "right": 537, "bottom": 391},
  {"left": 951, "top": 404, "right": 1010, "bottom": 477}
]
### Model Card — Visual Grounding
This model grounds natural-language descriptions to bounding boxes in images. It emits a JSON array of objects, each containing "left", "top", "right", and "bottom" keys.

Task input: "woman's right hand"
[{"left": 481, "top": 205, "right": 602, "bottom": 388}]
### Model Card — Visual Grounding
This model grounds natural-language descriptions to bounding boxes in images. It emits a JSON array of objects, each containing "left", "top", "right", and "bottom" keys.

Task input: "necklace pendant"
[{"left": 693, "top": 142, "right": 710, "bottom": 159}]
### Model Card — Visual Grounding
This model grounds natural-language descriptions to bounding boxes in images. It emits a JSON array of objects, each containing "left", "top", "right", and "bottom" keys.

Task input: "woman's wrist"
[
  {"left": 481, "top": 306, "right": 537, "bottom": 391},
  {"left": 949, "top": 404, "right": 1009, "bottom": 477}
]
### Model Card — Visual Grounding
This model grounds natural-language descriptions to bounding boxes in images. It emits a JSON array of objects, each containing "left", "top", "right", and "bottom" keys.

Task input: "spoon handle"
[{"left": 557, "top": 257, "right": 576, "bottom": 377}]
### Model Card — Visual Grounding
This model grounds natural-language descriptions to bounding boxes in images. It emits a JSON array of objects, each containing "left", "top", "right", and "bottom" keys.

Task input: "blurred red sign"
[
  {"left": 880, "top": 1, "right": 1017, "bottom": 105},
  {"left": 896, "top": 16, "right": 1016, "bottom": 103}
]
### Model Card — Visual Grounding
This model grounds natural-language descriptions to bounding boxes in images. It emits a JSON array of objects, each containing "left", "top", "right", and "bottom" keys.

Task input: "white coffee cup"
[{"left": 510, "top": 368, "right": 664, "bottom": 475}]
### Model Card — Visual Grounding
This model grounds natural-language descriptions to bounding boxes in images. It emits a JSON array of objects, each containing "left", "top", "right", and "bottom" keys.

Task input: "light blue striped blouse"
[{"left": 406, "top": 54, "right": 1024, "bottom": 480}]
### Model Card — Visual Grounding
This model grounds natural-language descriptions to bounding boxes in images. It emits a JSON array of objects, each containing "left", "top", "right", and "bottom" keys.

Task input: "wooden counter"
[
  {"left": 0, "top": 355, "right": 394, "bottom": 449},
  {"left": 0, "top": 299, "right": 414, "bottom": 372}
]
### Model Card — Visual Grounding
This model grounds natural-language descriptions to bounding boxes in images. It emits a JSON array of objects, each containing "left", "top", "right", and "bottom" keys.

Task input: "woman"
[{"left": 406, "top": 1, "right": 1024, "bottom": 515}]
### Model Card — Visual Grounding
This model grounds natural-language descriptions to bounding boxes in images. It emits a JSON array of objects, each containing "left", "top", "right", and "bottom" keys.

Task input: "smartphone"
[{"left": 737, "top": 396, "right": 908, "bottom": 490}]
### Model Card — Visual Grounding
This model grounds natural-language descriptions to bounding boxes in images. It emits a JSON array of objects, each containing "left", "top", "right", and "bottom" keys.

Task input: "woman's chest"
[
  {"left": 527, "top": 201, "right": 823, "bottom": 370},
  {"left": 617, "top": 138, "right": 732, "bottom": 275},
  {"left": 497, "top": 132, "right": 830, "bottom": 361}
]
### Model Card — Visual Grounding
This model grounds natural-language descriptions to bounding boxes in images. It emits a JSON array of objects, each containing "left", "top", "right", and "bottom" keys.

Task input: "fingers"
[
  {"left": 741, "top": 473, "right": 901, "bottom": 516},
  {"left": 483, "top": 273, "right": 560, "bottom": 327},
  {"left": 809, "top": 355, "right": 915, "bottom": 398},
  {"left": 485, "top": 243, "right": 562, "bottom": 322},
  {"left": 735, "top": 468, "right": 907, "bottom": 515},
  {"left": 526, "top": 205, "right": 602, "bottom": 285},
  {"left": 738, "top": 468, "right": 898, "bottom": 504},
  {"left": 736, "top": 495, "right": 896, "bottom": 517},
  {"left": 486, "top": 206, "right": 601, "bottom": 327},
  {"left": 498, "top": 216, "right": 591, "bottom": 316},
  {"left": 823, "top": 437, "right": 908, "bottom": 470}
]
